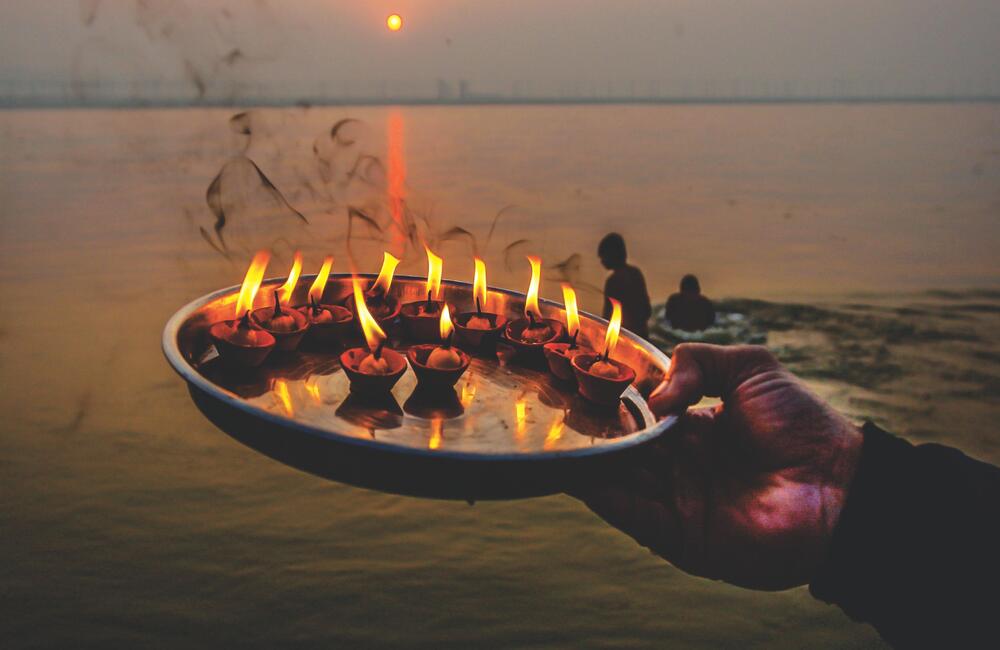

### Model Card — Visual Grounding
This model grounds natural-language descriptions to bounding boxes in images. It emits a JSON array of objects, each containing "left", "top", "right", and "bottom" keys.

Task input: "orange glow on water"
[
  {"left": 543, "top": 412, "right": 565, "bottom": 450},
  {"left": 387, "top": 112, "right": 406, "bottom": 254}
]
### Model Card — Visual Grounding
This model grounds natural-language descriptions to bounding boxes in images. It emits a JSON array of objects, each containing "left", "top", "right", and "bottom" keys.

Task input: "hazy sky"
[{"left": 2, "top": 0, "right": 1000, "bottom": 100}]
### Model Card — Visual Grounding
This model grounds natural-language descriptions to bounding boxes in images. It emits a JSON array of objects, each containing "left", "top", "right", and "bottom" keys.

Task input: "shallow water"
[{"left": 2, "top": 104, "right": 999, "bottom": 648}]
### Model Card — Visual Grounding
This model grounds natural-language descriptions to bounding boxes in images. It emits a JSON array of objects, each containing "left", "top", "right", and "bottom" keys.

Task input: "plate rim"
[{"left": 163, "top": 273, "right": 677, "bottom": 463}]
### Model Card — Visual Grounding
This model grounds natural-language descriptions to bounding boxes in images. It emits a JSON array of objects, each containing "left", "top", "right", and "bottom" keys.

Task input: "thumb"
[{"left": 648, "top": 344, "right": 779, "bottom": 416}]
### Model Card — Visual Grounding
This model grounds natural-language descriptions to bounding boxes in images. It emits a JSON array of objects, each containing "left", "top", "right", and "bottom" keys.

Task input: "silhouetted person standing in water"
[
  {"left": 598, "top": 233, "right": 652, "bottom": 339},
  {"left": 664, "top": 274, "right": 715, "bottom": 331}
]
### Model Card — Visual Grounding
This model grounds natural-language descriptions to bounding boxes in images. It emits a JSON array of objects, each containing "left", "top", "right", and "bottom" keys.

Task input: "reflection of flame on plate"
[
  {"left": 402, "top": 386, "right": 465, "bottom": 420},
  {"left": 335, "top": 392, "right": 404, "bottom": 431}
]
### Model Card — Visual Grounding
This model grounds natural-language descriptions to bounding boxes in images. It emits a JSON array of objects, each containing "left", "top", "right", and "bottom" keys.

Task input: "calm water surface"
[{"left": 2, "top": 104, "right": 999, "bottom": 648}]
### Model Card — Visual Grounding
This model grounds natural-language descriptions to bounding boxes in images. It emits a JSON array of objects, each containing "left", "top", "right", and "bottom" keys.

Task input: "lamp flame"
[
  {"left": 235, "top": 250, "right": 270, "bottom": 318},
  {"left": 439, "top": 304, "right": 454, "bottom": 341},
  {"left": 278, "top": 251, "right": 303, "bottom": 305},
  {"left": 525, "top": 256, "right": 543, "bottom": 319},
  {"left": 372, "top": 251, "right": 400, "bottom": 295},
  {"left": 561, "top": 284, "right": 580, "bottom": 337},
  {"left": 425, "top": 246, "right": 442, "bottom": 300},
  {"left": 604, "top": 298, "right": 623, "bottom": 358},
  {"left": 308, "top": 255, "right": 334, "bottom": 304},
  {"left": 353, "top": 277, "right": 387, "bottom": 352},
  {"left": 473, "top": 257, "right": 488, "bottom": 311}
]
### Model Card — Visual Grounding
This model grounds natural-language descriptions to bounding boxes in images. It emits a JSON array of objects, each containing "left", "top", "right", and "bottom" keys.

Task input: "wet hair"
[
  {"left": 598, "top": 233, "right": 627, "bottom": 268},
  {"left": 680, "top": 274, "right": 701, "bottom": 293}
]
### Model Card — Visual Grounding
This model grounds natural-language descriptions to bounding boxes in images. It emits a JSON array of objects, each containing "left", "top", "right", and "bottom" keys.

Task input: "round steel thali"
[{"left": 163, "top": 274, "right": 676, "bottom": 500}]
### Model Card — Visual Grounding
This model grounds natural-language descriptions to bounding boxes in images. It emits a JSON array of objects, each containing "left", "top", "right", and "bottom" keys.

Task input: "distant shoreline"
[{"left": 2, "top": 95, "right": 999, "bottom": 110}]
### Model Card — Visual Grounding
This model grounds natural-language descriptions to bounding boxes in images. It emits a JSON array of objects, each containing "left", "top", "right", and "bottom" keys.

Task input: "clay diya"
[
  {"left": 455, "top": 257, "right": 508, "bottom": 350},
  {"left": 339, "top": 279, "right": 407, "bottom": 393},
  {"left": 252, "top": 289, "right": 309, "bottom": 351},
  {"left": 345, "top": 251, "right": 402, "bottom": 333},
  {"left": 400, "top": 246, "right": 447, "bottom": 341},
  {"left": 544, "top": 284, "right": 586, "bottom": 381},
  {"left": 297, "top": 256, "right": 353, "bottom": 345},
  {"left": 208, "top": 250, "right": 276, "bottom": 368},
  {"left": 571, "top": 299, "right": 636, "bottom": 406},
  {"left": 503, "top": 256, "right": 565, "bottom": 355},
  {"left": 407, "top": 305, "right": 471, "bottom": 391}
]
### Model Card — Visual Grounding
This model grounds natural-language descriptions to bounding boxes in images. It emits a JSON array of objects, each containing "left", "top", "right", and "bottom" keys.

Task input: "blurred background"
[{"left": 2, "top": 2, "right": 998, "bottom": 648}]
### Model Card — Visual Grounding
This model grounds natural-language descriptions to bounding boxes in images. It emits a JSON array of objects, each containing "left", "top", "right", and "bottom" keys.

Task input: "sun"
[{"left": 386, "top": 13, "right": 403, "bottom": 32}]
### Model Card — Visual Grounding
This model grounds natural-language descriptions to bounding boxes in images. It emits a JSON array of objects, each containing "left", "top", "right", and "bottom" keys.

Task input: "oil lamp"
[
  {"left": 340, "top": 278, "right": 407, "bottom": 393},
  {"left": 251, "top": 253, "right": 309, "bottom": 352},
  {"left": 571, "top": 299, "right": 636, "bottom": 406},
  {"left": 208, "top": 250, "right": 276, "bottom": 367},
  {"left": 297, "top": 255, "right": 353, "bottom": 345},
  {"left": 400, "top": 246, "right": 446, "bottom": 341},
  {"left": 503, "top": 256, "right": 565, "bottom": 355},
  {"left": 407, "top": 304, "right": 471, "bottom": 390},
  {"left": 346, "top": 251, "right": 402, "bottom": 333},
  {"left": 544, "top": 284, "right": 585, "bottom": 381},
  {"left": 455, "top": 257, "right": 508, "bottom": 350}
]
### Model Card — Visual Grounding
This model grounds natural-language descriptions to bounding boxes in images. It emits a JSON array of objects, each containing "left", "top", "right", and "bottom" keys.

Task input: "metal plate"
[{"left": 163, "top": 274, "right": 675, "bottom": 500}]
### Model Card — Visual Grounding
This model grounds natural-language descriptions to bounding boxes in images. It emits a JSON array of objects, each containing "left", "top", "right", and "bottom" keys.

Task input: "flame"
[
  {"left": 543, "top": 412, "right": 565, "bottom": 450},
  {"left": 604, "top": 298, "right": 623, "bottom": 358},
  {"left": 273, "top": 379, "right": 294, "bottom": 417},
  {"left": 425, "top": 246, "right": 442, "bottom": 300},
  {"left": 439, "top": 304, "right": 454, "bottom": 341},
  {"left": 429, "top": 418, "right": 442, "bottom": 450},
  {"left": 234, "top": 250, "right": 271, "bottom": 318},
  {"left": 277, "top": 251, "right": 303, "bottom": 305},
  {"left": 525, "top": 256, "right": 543, "bottom": 319},
  {"left": 473, "top": 257, "right": 488, "bottom": 311},
  {"left": 515, "top": 398, "right": 527, "bottom": 439},
  {"left": 561, "top": 284, "right": 580, "bottom": 337},
  {"left": 460, "top": 380, "right": 477, "bottom": 408},
  {"left": 308, "top": 255, "right": 334, "bottom": 304},
  {"left": 372, "top": 251, "right": 400, "bottom": 295},
  {"left": 353, "top": 277, "right": 387, "bottom": 352}
]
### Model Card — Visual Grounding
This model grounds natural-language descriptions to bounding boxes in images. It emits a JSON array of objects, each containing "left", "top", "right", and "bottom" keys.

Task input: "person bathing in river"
[
  {"left": 664, "top": 274, "right": 716, "bottom": 332},
  {"left": 598, "top": 233, "right": 652, "bottom": 339}
]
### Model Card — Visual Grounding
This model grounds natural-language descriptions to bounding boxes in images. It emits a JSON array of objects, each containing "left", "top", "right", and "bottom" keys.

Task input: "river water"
[{"left": 2, "top": 103, "right": 998, "bottom": 648}]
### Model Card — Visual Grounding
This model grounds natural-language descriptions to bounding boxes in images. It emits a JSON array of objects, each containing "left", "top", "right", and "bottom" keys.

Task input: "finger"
[{"left": 649, "top": 344, "right": 779, "bottom": 416}]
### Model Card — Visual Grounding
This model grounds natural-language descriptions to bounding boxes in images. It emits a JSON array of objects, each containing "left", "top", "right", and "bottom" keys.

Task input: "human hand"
[{"left": 574, "top": 344, "right": 863, "bottom": 590}]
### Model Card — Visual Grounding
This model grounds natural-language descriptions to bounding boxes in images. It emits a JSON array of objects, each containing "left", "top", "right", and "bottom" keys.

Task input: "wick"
[
  {"left": 426, "top": 289, "right": 433, "bottom": 309},
  {"left": 444, "top": 330, "right": 454, "bottom": 350},
  {"left": 273, "top": 289, "right": 283, "bottom": 317},
  {"left": 373, "top": 339, "right": 386, "bottom": 361},
  {"left": 569, "top": 330, "right": 579, "bottom": 350},
  {"left": 309, "top": 295, "right": 322, "bottom": 315},
  {"left": 238, "top": 310, "right": 252, "bottom": 329},
  {"left": 528, "top": 312, "right": 536, "bottom": 328},
  {"left": 602, "top": 346, "right": 610, "bottom": 363},
  {"left": 476, "top": 297, "right": 483, "bottom": 316}
]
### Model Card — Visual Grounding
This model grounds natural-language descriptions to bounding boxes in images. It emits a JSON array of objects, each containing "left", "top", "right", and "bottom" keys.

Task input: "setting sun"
[{"left": 386, "top": 13, "right": 403, "bottom": 32}]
